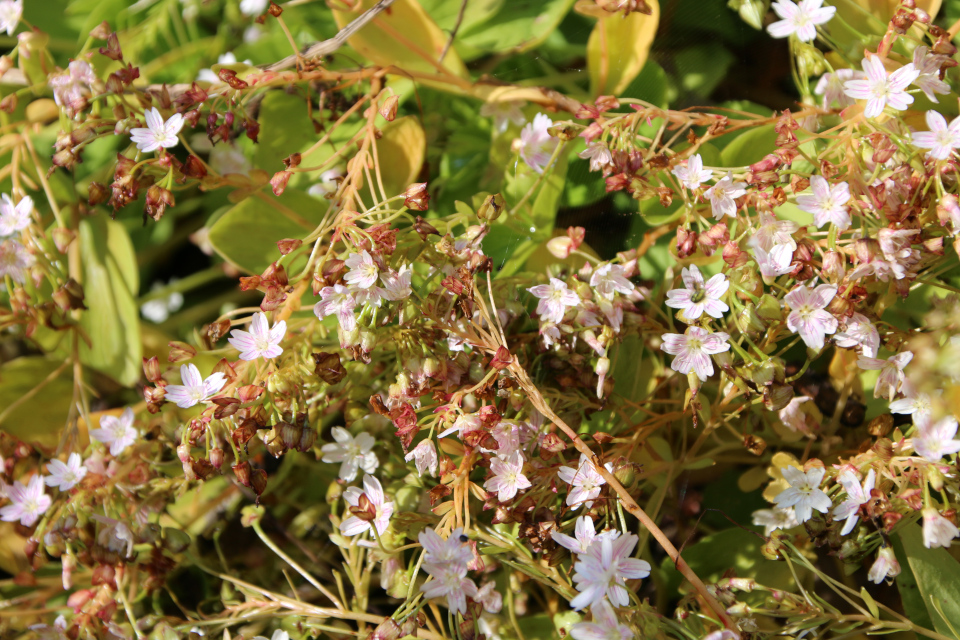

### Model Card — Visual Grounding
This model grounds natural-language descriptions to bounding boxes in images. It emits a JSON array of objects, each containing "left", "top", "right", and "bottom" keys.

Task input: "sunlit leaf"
[
  {"left": 587, "top": 0, "right": 660, "bottom": 97},
  {"left": 0, "top": 356, "right": 74, "bottom": 447},
  {"left": 377, "top": 116, "right": 427, "bottom": 198},
  {"left": 894, "top": 523, "right": 960, "bottom": 637}
]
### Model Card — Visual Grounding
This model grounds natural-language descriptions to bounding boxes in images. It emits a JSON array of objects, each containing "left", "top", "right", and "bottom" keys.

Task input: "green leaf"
[
  {"left": 587, "top": 1, "right": 659, "bottom": 97},
  {"left": 207, "top": 189, "right": 326, "bottom": 274},
  {"left": 529, "top": 153, "right": 568, "bottom": 232},
  {"left": 719, "top": 124, "right": 777, "bottom": 168},
  {"left": 894, "top": 522, "right": 960, "bottom": 637},
  {"left": 674, "top": 42, "right": 735, "bottom": 98},
  {"left": 77, "top": 217, "right": 142, "bottom": 387},
  {"left": 454, "top": 0, "right": 576, "bottom": 57},
  {"left": 0, "top": 357, "right": 74, "bottom": 447}
]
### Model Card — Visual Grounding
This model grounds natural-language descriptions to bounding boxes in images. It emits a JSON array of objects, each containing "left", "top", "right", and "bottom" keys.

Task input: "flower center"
[
  {"left": 687, "top": 337, "right": 704, "bottom": 352},
  {"left": 690, "top": 286, "right": 706, "bottom": 303}
]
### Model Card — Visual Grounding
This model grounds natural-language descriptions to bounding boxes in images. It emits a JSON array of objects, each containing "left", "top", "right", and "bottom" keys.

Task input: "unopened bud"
[
  {"left": 232, "top": 461, "right": 252, "bottom": 487},
  {"left": 476, "top": 193, "right": 505, "bottom": 222},
  {"left": 298, "top": 427, "right": 317, "bottom": 452},
  {"left": 402, "top": 183, "right": 430, "bottom": 211},
  {"left": 546, "top": 235, "right": 575, "bottom": 259},
  {"left": 209, "top": 448, "right": 225, "bottom": 470},
  {"left": 142, "top": 356, "right": 162, "bottom": 383},
  {"left": 379, "top": 95, "right": 399, "bottom": 121},
  {"left": 250, "top": 468, "right": 268, "bottom": 496}
]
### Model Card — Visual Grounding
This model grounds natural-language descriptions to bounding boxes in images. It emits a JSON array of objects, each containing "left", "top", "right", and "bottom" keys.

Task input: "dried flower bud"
[
  {"left": 233, "top": 461, "right": 252, "bottom": 487},
  {"left": 414, "top": 216, "right": 439, "bottom": 239},
  {"left": 250, "top": 468, "right": 268, "bottom": 496},
  {"left": 403, "top": 183, "right": 430, "bottom": 211},
  {"left": 167, "top": 341, "right": 197, "bottom": 362},
  {"left": 142, "top": 356, "right": 162, "bottom": 383},
  {"left": 477, "top": 193, "right": 505, "bottom": 222},
  {"left": 491, "top": 346, "right": 513, "bottom": 370},
  {"left": 51, "top": 228, "right": 76, "bottom": 253},
  {"left": 297, "top": 427, "right": 317, "bottom": 452},
  {"left": 313, "top": 352, "right": 347, "bottom": 384},
  {"left": 277, "top": 238, "right": 302, "bottom": 255}
]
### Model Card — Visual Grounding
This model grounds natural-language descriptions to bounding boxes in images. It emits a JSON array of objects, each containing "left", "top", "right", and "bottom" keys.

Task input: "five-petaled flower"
[
  {"left": 343, "top": 250, "right": 380, "bottom": 290},
  {"left": 784, "top": 284, "right": 838, "bottom": 350},
  {"left": 320, "top": 427, "right": 379, "bottom": 482},
  {"left": 0, "top": 475, "right": 51, "bottom": 527},
  {"left": 922, "top": 507, "right": 960, "bottom": 549},
  {"left": 404, "top": 439, "right": 438, "bottom": 477},
  {"left": 0, "top": 193, "right": 33, "bottom": 237},
  {"left": 419, "top": 527, "right": 479, "bottom": 614},
  {"left": 590, "top": 263, "right": 634, "bottom": 300},
  {"left": 484, "top": 453, "right": 532, "bottom": 502},
  {"left": 164, "top": 364, "right": 227, "bottom": 409},
  {"left": 0, "top": 0, "right": 22, "bottom": 36},
  {"left": 664, "top": 264, "right": 729, "bottom": 320},
  {"left": 570, "top": 532, "right": 651, "bottom": 610},
  {"left": 833, "top": 468, "right": 876, "bottom": 535},
  {"left": 570, "top": 600, "right": 635, "bottom": 640},
  {"left": 519, "top": 113, "right": 558, "bottom": 174},
  {"left": 773, "top": 465, "right": 832, "bottom": 523},
  {"left": 314, "top": 284, "right": 358, "bottom": 331},
  {"left": 340, "top": 474, "right": 394, "bottom": 538},
  {"left": 767, "top": 0, "right": 836, "bottom": 42},
  {"left": 660, "top": 326, "right": 731, "bottom": 381},
  {"left": 90, "top": 407, "right": 138, "bottom": 456},
  {"left": 704, "top": 173, "right": 747, "bottom": 220},
  {"left": 130, "top": 107, "right": 185, "bottom": 153},
  {"left": 867, "top": 546, "right": 900, "bottom": 584},
  {"left": 558, "top": 454, "right": 612, "bottom": 509},
  {"left": 843, "top": 56, "right": 919, "bottom": 119},
  {"left": 912, "top": 415, "right": 960, "bottom": 463},
  {"left": 796, "top": 175, "right": 852, "bottom": 230},
  {"left": 911, "top": 110, "right": 960, "bottom": 161},
  {"left": 551, "top": 515, "right": 619, "bottom": 555},
  {"left": 228, "top": 311, "right": 286, "bottom": 361},
  {"left": 528, "top": 278, "right": 580, "bottom": 324},
  {"left": 45, "top": 453, "right": 88, "bottom": 492},
  {"left": 671, "top": 153, "right": 712, "bottom": 190},
  {"left": 857, "top": 350, "right": 912, "bottom": 400}
]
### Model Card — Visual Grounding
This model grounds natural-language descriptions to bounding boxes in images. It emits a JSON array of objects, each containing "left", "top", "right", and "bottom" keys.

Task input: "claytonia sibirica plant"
[{"left": 6, "top": 1, "right": 960, "bottom": 639}]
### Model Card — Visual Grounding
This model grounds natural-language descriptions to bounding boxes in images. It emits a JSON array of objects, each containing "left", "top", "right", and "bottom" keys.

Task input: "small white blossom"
[
  {"left": 754, "top": 244, "right": 793, "bottom": 278},
  {"left": 0, "top": 239, "right": 34, "bottom": 283},
  {"left": 589, "top": 263, "right": 634, "bottom": 299},
  {"left": 340, "top": 474, "right": 394, "bottom": 537},
  {"left": 704, "top": 173, "right": 746, "bottom": 220},
  {"left": 833, "top": 468, "right": 875, "bottom": 535},
  {"left": 44, "top": 453, "right": 87, "bottom": 491},
  {"left": 343, "top": 250, "right": 380, "bottom": 289},
  {"left": 889, "top": 383, "right": 932, "bottom": 421},
  {"left": 528, "top": 278, "right": 580, "bottom": 324},
  {"left": 785, "top": 284, "right": 838, "bottom": 350},
  {"left": 419, "top": 527, "right": 479, "bottom": 614},
  {"left": 664, "top": 265, "right": 729, "bottom": 320},
  {"left": 911, "top": 110, "right": 960, "bottom": 161},
  {"left": 911, "top": 46, "right": 951, "bottom": 103},
  {"left": 308, "top": 168, "right": 344, "bottom": 196},
  {"left": 49, "top": 60, "right": 97, "bottom": 114},
  {"left": 660, "top": 326, "right": 731, "bottom": 381},
  {"left": 867, "top": 546, "right": 900, "bottom": 584},
  {"left": 129, "top": 108, "right": 185, "bottom": 153},
  {"left": 912, "top": 415, "right": 960, "bottom": 463},
  {"left": 779, "top": 396, "right": 814, "bottom": 436},
  {"left": 558, "top": 454, "right": 612, "bottom": 509},
  {"left": 228, "top": 312, "right": 285, "bottom": 361},
  {"left": 239, "top": 0, "right": 268, "bottom": 15},
  {"left": 551, "top": 515, "right": 619, "bottom": 555},
  {"left": 484, "top": 453, "right": 531, "bottom": 502},
  {"left": 858, "top": 350, "right": 912, "bottom": 400},
  {"left": 405, "top": 439, "right": 438, "bottom": 476},
  {"left": 480, "top": 100, "right": 525, "bottom": 134},
  {"left": 752, "top": 506, "right": 799, "bottom": 536},
  {"left": 570, "top": 533, "right": 651, "bottom": 610},
  {"left": 796, "top": 176, "right": 851, "bottom": 230},
  {"left": 750, "top": 211, "right": 798, "bottom": 253},
  {"left": 438, "top": 412, "right": 482, "bottom": 439},
  {"left": 93, "top": 515, "right": 136, "bottom": 558},
  {"left": 671, "top": 153, "right": 712, "bottom": 190},
  {"left": 89, "top": 407, "right": 137, "bottom": 456},
  {"left": 476, "top": 581, "right": 503, "bottom": 614},
  {"left": 164, "top": 364, "right": 227, "bottom": 409},
  {"left": 815, "top": 69, "right": 864, "bottom": 109},
  {"left": 843, "top": 56, "right": 919, "bottom": 119},
  {"left": 0, "top": 475, "right": 51, "bottom": 527},
  {"left": 321, "top": 427, "right": 378, "bottom": 482},
  {"left": 381, "top": 264, "right": 413, "bottom": 301},
  {"left": 834, "top": 312, "right": 880, "bottom": 357},
  {"left": 570, "top": 599, "right": 634, "bottom": 640},
  {"left": 519, "top": 113, "right": 558, "bottom": 174},
  {"left": 0, "top": 0, "right": 21, "bottom": 35},
  {"left": 767, "top": 0, "right": 836, "bottom": 42},
  {"left": 922, "top": 507, "right": 959, "bottom": 549},
  {"left": 0, "top": 194, "right": 32, "bottom": 237},
  {"left": 773, "top": 466, "right": 832, "bottom": 523},
  {"left": 314, "top": 284, "right": 357, "bottom": 331},
  {"left": 579, "top": 142, "right": 612, "bottom": 172}
]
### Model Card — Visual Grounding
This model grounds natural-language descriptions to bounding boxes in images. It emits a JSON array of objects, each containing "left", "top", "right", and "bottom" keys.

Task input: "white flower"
[
  {"left": 239, "top": 0, "right": 269, "bottom": 15},
  {"left": 784, "top": 284, "right": 838, "bottom": 350},
  {"left": 867, "top": 546, "right": 900, "bottom": 584},
  {"left": 228, "top": 312, "right": 285, "bottom": 361},
  {"left": 858, "top": 351, "right": 912, "bottom": 400},
  {"left": 164, "top": 364, "right": 227, "bottom": 409},
  {"left": 843, "top": 56, "right": 919, "bottom": 119},
  {"left": 89, "top": 407, "right": 137, "bottom": 456},
  {"left": 480, "top": 100, "right": 526, "bottom": 134},
  {"left": 579, "top": 142, "right": 612, "bottom": 172},
  {"left": 703, "top": 173, "right": 746, "bottom": 219},
  {"left": 0, "top": 0, "right": 21, "bottom": 35},
  {"left": 0, "top": 475, "right": 51, "bottom": 527},
  {"left": 911, "top": 110, "right": 960, "bottom": 161},
  {"left": 420, "top": 526, "right": 475, "bottom": 568},
  {"left": 664, "top": 265, "right": 729, "bottom": 320},
  {"left": 320, "top": 427, "right": 378, "bottom": 482},
  {"left": 129, "top": 108, "right": 185, "bottom": 153},
  {"left": 92, "top": 515, "right": 135, "bottom": 558},
  {"left": 911, "top": 46, "right": 951, "bottom": 103},
  {"left": 49, "top": 60, "right": 97, "bottom": 114},
  {"left": 779, "top": 396, "right": 813, "bottom": 436},
  {"left": 796, "top": 176, "right": 851, "bottom": 230},
  {"left": 438, "top": 412, "right": 482, "bottom": 439},
  {"left": 590, "top": 263, "right": 634, "bottom": 299},
  {"left": 343, "top": 250, "right": 380, "bottom": 289},
  {"left": 528, "top": 278, "right": 580, "bottom": 324},
  {"left": 551, "top": 515, "right": 619, "bottom": 555},
  {"left": 815, "top": 69, "right": 863, "bottom": 109},
  {"left": 519, "top": 113, "right": 558, "bottom": 174},
  {"left": 0, "top": 239, "right": 34, "bottom": 283},
  {"left": 889, "top": 383, "right": 931, "bottom": 421},
  {"left": 912, "top": 415, "right": 960, "bottom": 463},
  {"left": 773, "top": 466, "right": 832, "bottom": 523},
  {"left": 570, "top": 599, "right": 634, "bottom": 640},
  {"left": 340, "top": 474, "right": 394, "bottom": 537},
  {"left": 833, "top": 468, "right": 875, "bottom": 535},
  {"left": 750, "top": 211, "right": 798, "bottom": 253},
  {"left": 754, "top": 244, "right": 793, "bottom": 278},
  {"left": 834, "top": 312, "right": 880, "bottom": 358},
  {"left": 476, "top": 581, "right": 503, "bottom": 614},
  {"left": 484, "top": 453, "right": 531, "bottom": 502},
  {"left": 751, "top": 506, "right": 799, "bottom": 536},
  {"left": 381, "top": 264, "right": 413, "bottom": 301},
  {"left": 660, "top": 326, "right": 731, "bottom": 381},
  {"left": 308, "top": 168, "right": 344, "bottom": 196},
  {"left": 570, "top": 533, "right": 651, "bottom": 610},
  {"left": 922, "top": 507, "right": 959, "bottom": 549},
  {"left": 671, "top": 154, "right": 712, "bottom": 191},
  {"left": 44, "top": 453, "right": 87, "bottom": 491},
  {"left": 767, "top": 0, "right": 836, "bottom": 42},
  {"left": 314, "top": 284, "right": 357, "bottom": 331},
  {"left": 419, "top": 527, "right": 479, "bottom": 614},
  {"left": 0, "top": 193, "right": 31, "bottom": 237},
  {"left": 405, "top": 439, "right": 438, "bottom": 476},
  {"left": 558, "top": 454, "right": 612, "bottom": 509}
]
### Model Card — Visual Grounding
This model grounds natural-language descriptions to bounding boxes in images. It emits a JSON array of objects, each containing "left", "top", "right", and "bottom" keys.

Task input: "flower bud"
[
  {"left": 379, "top": 95, "right": 399, "bottom": 122},
  {"left": 546, "top": 236, "right": 575, "bottom": 259},
  {"left": 297, "top": 427, "right": 317, "bottom": 452},
  {"left": 402, "top": 183, "right": 430, "bottom": 211},
  {"left": 209, "top": 448, "right": 225, "bottom": 470},
  {"left": 476, "top": 193, "right": 505, "bottom": 221},
  {"left": 167, "top": 341, "right": 196, "bottom": 363},
  {"left": 278, "top": 421, "right": 303, "bottom": 450},
  {"left": 232, "top": 461, "right": 252, "bottom": 487},
  {"left": 250, "top": 468, "right": 268, "bottom": 496}
]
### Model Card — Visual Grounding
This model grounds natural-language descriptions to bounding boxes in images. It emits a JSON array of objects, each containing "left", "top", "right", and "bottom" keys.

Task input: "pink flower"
[
  {"left": 671, "top": 153, "right": 712, "bottom": 190},
  {"left": 911, "top": 46, "right": 951, "bottom": 103},
  {"left": 551, "top": 515, "right": 619, "bottom": 555},
  {"left": 889, "top": 382, "right": 932, "bottom": 421},
  {"left": 857, "top": 351, "right": 912, "bottom": 400},
  {"left": 750, "top": 211, "right": 798, "bottom": 253},
  {"left": 0, "top": 239, "right": 35, "bottom": 283},
  {"left": 664, "top": 265, "right": 729, "bottom": 320},
  {"left": 558, "top": 454, "right": 612, "bottom": 509},
  {"left": 912, "top": 415, "right": 960, "bottom": 463},
  {"left": 0, "top": 475, "right": 51, "bottom": 526},
  {"left": 796, "top": 176, "right": 851, "bottom": 230},
  {"left": 528, "top": 278, "right": 580, "bottom": 324},
  {"left": 843, "top": 56, "right": 919, "bottom": 119},
  {"left": 834, "top": 312, "right": 880, "bottom": 358},
  {"left": 381, "top": 264, "right": 413, "bottom": 301},
  {"left": 45, "top": 453, "right": 87, "bottom": 491},
  {"left": 0, "top": 193, "right": 32, "bottom": 236},
  {"left": 833, "top": 468, "right": 875, "bottom": 535},
  {"left": 419, "top": 527, "right": 479, "bottom": 614},
  {"left": 476, "top": 581, "right": 503, "bottom": 614},
  {"left": 754, "top": 244, "right": 793, "bottom": 279},
  {"left": 343, "top": 250, "right": 380, "bottom": 289},
  {"left": 480, "top": 100, "right": 525, "bottom": 134},
  {"left": 779, "top": 396, "right": 814, "bottom": 436},
  {"left": 660, "top": 326, "right": 731, "bottom": 381},
  {"left": 314, "top": 284, "right": 357, "bottom": 331},
  {"left": 130, "top": 107, "right": 184, "bottom": 153},
  {"left": 438, "top": 412, "right": 482, "bottom": 439},
  {"left": 784, "top": 284, "right": 838, "bottom": 350},
  {"left": 704, "top": 173, "right": 746, "bottom": 220},
  {"left": 751, "top": 506, "right": 799, "bottom": 535},
  {"left": 340, "top": 474, "right": 394, "bottom": 537},
  {"left": 922, "top": 507, "right": 959, "bottom": 549},
  {"left": 911, "top": 110, "right": 960, "bottom": 161},
  {"left": 404, "top": 439, "right": 438, "bottom": 477},
  {"left": 570, "top": 533, "right": 651, "bottom": 610},
  {"left": 867, "top": 546, "right": 900, "bottom": 584},
  {"left": 89, "top": 407, "right": 137, "bottom": 456},
  {"left": 570, "top": 600, "right": 634, "bottom": 640},
  {"left": 420, "top": 526, "right": 474, "bottom": 568},
  {"left": 579, "top": 142, "right": 612, "bottom": 172},
  {"left": 484, "top": 453, "right": 531, "bottom": 502},
  {"left": 49, "top": 60, "right": 96, "bottom": 114},
  {"left": 164, "top": 364, "right": 227, "bottom": 409},
  {"left": 767, "top": 0, "right": 836, "bottom": 42},
  {"left": 773, "top": 466, "right": 831, "bottom": 523},
  {"left": 519, "top": 113, "right": 558, "bottom": 174},
  {"left": 590, "top": 263, "right": 634, "bottom": 299},
  {"left": 0, "top": 0, "right": 21, "bottom": 36},
  {"left": 815, "top": 69, "right": 864, "bottom": 108},
  {"left": 228, "top": 311, "right": 285, "bottom": 361},
  {"left": 320, "top": 427, "right": 378, "bottom": 482}
]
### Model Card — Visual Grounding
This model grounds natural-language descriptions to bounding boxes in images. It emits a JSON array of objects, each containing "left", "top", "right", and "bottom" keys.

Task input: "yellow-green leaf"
[
  {"left": 77, "top": 217, "right": 142, "bottom": 387},
  {"left": 587, "top": 1, "right": 660, "bottom": 97},
  {"left": 377, "top": 116, "right": 426, "bottom": 198},
  {"left": 0, "top": 356, "right": 74, "bottom": 448}
]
